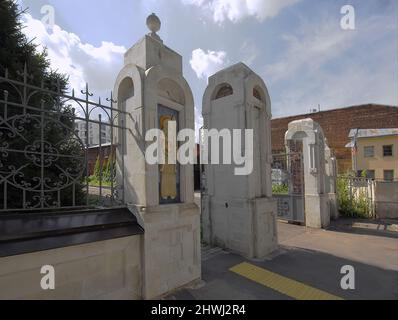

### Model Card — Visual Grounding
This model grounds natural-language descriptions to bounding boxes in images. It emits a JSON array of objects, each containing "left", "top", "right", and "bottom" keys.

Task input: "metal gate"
[{"left": 272, "top": 151, "right": 305, "bottom": 223}]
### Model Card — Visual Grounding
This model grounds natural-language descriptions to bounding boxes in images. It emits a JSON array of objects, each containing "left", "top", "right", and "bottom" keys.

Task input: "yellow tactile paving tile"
[{"left": 230, "top": 262, "right": 343, "bottom": 300}]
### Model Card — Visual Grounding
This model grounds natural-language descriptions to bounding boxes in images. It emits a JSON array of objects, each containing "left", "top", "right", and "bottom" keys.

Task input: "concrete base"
[
  {"left": 305, "top": 194, "right": 330, "bottom": 229},
  {"left": 328, "top": 193, "right": 339, "bottom": 220},
  {"left": 130, "top": 203, "right": 201, "bottom": 299},
  {"left": 0, "top": 236, "right": 142, "bottom": 300},
  {"left": 202, "top": 196, "right": 278, "bottom": 260}
]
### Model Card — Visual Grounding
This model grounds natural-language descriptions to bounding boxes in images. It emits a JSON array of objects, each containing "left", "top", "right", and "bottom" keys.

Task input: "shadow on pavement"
[
  {"left": 327, "top": 218, "right": 398, "bottom": 240},
  {"left": 166, "top": 244, "right": 398, "bottom": 300}
]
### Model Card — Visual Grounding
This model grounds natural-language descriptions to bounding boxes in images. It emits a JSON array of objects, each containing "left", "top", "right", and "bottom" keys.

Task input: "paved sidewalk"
[
  {"left": 279, "top": 220, "right": 398, "bottom": 271},
  {"left": 166, "top": 220, "right": 398, "bottom": 300}
]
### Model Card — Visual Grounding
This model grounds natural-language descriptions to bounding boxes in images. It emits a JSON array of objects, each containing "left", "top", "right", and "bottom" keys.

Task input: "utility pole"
[{"left": 352, "top": 129, "right": 359, "bottom": 174}]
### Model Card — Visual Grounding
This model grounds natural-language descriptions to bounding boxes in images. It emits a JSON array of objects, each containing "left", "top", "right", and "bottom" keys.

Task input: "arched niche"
[
  {"left": 211, "top": 83, "right": 233, "bottom": 101},
  {"left": 144, "top": 65, "right": 195, "bottom": 206},
  {"left": 285, "top": 118, "right": 326, "bottom": 192},
  {"left": 253, "top": 86, "right": 264, "bottom": 102},
  {"left": 291, "top": 131, "right": 308, "bottom": 141},
  {"left": 118, "top": 77, "right": 134, "bottom": 103},
  {"left": 113, "top": 65, "right": 142, "bottom": 202},
  {"left": 157, "top": 78, "right": 185, "bottom": 105},
  {"left": 244, "top": 73, "right": 273, "bottom": 197},
  {"left": 115, "top": 78, "right": 134, "bottom": 152}
]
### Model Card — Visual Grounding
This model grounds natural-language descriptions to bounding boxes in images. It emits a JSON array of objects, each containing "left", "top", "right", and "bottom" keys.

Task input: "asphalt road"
[{"left": 166, "top": 220, "right": 398, "bottom": 300}]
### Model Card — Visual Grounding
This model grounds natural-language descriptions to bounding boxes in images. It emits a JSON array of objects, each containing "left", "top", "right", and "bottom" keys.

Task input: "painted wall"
[
  {"left": 356, "top": 135, "right": 398, "bottom": 180},
  {"left": 375, "top": 181, "right": 398, "bottom": 219}
]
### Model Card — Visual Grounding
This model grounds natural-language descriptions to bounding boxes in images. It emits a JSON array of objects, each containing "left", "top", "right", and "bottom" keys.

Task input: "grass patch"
[
  {"left": 86, "top": 176, "right": 113, "bottom": 188},
  {"left": 272, "top": 184, "right": 289, "bottom": 195}
]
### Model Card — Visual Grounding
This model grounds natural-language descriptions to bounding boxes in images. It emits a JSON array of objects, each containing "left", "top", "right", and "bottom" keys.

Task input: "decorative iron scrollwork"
[{"left": 0, "top": 65, "right": 127, "bottom": 212}]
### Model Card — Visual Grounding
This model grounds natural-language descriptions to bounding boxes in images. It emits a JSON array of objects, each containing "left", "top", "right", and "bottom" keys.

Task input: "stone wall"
[
  {"left": 272, "top": 105, "right": 398, "bottom": 173},
  {"left": 0, "top": 235, "right": 142, "bottom": 300}
]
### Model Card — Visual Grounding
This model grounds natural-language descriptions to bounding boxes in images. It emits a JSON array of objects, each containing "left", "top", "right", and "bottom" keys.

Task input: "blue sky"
[{"left": 18, "top": 0, "right": 398, "bottom": 132}]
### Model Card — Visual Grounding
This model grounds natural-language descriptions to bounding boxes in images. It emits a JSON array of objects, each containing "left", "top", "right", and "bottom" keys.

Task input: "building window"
[
  {"left": 383, "top": 145, "right": 393, "bottom": 157},
  {"left": 364, "top": 146, "right": 374, "bottom": 158},
  {"left": 384, "top": 170, "right": 394, "bottom": 182}
]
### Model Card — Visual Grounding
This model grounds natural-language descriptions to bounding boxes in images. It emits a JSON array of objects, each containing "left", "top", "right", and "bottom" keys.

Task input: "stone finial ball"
[{"left": 146, "top": 13, "right": 161, "bottom": 33}]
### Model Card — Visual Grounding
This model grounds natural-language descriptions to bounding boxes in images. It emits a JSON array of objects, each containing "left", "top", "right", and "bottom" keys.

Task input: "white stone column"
[
  {"left": 202, "top": 63, "right": 278, "bottom": 259},
  {"left": 325, "top": 140, "right": 339, "bottom": 219},
  {"left": 113, "top": 14, "right": 200, "bottom": 299},
  {"left": 285, "top": 119, "right": 330, "bottom": 228}
]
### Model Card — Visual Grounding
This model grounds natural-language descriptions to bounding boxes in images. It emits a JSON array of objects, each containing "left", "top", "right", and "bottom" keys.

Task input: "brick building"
[
  {"left": 271, "top": 104, "right": 398, "bottom": 173},
  {"left": 87, "top": 143, "right": 114, "bottom": 176}
]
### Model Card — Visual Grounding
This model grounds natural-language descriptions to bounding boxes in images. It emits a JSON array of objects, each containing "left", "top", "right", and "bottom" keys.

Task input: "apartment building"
[{"left": 346, "top": 128, "right": 398, "bottom": 181}]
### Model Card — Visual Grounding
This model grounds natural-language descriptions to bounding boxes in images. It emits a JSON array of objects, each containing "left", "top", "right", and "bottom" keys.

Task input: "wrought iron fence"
[
  {"left": 271, "top": 152, "right": 304, "bottom": 195},
  {"left": 0, "top": 64, "right": 128, "bottom": 212},
  {"left": 271, "top": 152, "right": 305, "bottom": 223}
]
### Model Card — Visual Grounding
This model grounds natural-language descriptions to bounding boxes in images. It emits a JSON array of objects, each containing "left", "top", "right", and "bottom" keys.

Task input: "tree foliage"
[{"left": 0, "top": 0, "right": 86, "bottom": 209}]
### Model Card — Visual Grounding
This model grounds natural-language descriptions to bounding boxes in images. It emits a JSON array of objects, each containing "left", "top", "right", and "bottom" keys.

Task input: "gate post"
[
  {"left": 285, "top": 119, "right": 330, "bottom": 228},
  {"left": 202, "top": 63, "right": 278, "bottom": 259},
  {"left": 113, "top": 14, "right": 200, "bottom": 299},
  {"left": 325, "top": 140, "right": 339, "bottom": 219}
]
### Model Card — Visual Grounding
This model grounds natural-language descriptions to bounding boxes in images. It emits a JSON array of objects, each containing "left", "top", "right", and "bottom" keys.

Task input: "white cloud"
[
  {"left": 266, "top": 13, "right": 398, "bottom": 116},
  {"left": 190, "top": 48, "right": 228, "bottom": 80},
  {"left": 272, "top": 58, "right": 398, "bottom": 118},
  {"left": 21, "top": 14, "right": 126, "bottom": 98},
  {"left": 182, "top": 0, "right": 300, "bottom": 24},
  {"left": 194, "top": 106, "right": 204, "bottom": 142},
  {"left": 265, "top": 19, "right": 357, "bottom": 82}
]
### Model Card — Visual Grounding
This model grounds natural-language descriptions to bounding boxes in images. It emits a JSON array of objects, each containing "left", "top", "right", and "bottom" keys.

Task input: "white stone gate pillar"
[
  {"left": 325, "top": 140, "right": 339, "bottom": 220},
  {"left": 285, "top": 119, "right": 330, "bottom": 228},
  {"left": 113, "top": 14, "right": 200, "bottom": 299},
  {"left": 201, "top": 63, "right": 278, "bottom": 259}
]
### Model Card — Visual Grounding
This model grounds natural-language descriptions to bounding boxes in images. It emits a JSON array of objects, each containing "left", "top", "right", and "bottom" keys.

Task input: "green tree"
[
  {"left": 94, "top": 156, "right": 101, "bottom": 180},
  {"left": 107, "top": 150, "right": 116, "bottom": 183},
  {"left": 0, "top": 0, "right": 86, "bottom": 209},
  {"left": 103, "top": 157, "right": 110, "bottom": 182}
]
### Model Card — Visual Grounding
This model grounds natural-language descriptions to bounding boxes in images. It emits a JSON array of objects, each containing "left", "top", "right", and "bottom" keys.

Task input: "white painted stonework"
[
  {"left": 201, "top": 63, "right": 278, "bottom": 259},
  {"left": 0, "top": 236, "right": 142, "bottom": 300},
  {"left": 325, "top": 140, "right": 339, "bottom": 220},
  {"left": 285, "top": 119, "right": 330, "bottom": 228},
  {"left": 114, "top": 21, "right": 200, "bottom": 299}
]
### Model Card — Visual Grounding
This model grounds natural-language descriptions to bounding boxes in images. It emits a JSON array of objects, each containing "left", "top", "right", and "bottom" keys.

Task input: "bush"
[
  {"left": 337, "top": 175, "right": 373, "bottom": 219},
  {"left": 90, "top": 151, "right": 115, "bottom": 186}
]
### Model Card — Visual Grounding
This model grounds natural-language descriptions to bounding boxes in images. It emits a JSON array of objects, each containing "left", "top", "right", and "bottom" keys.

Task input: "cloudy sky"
[{"left": 17, "top": 0, "right": 398, "bottom": 133}]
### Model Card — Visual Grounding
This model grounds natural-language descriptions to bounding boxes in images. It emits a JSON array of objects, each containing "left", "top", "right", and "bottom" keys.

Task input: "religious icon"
[{"left": 159, "top": 114, "right": 178, "bottom": 201}]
